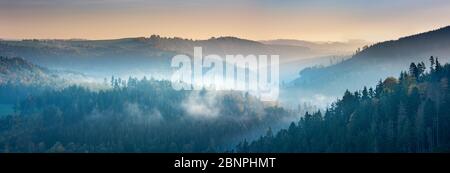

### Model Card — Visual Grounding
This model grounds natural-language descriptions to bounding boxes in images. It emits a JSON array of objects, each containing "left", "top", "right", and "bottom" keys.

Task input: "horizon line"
[{"left": 0, "top": 35, "right": 373, "bottom": 44}]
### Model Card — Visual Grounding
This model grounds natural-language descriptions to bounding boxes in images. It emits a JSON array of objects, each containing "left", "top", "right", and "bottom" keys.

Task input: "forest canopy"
[
  {"left": 237, "top": 57, "right": 450, "bottom": 152},
  {"left": 0, "top": 76, "right": 293, "bottom": 152}
]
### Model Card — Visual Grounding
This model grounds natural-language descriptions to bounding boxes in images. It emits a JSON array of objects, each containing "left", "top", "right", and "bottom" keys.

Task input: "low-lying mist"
[{"left": 0, "top": 77, "right": 301, "bottom": 152}]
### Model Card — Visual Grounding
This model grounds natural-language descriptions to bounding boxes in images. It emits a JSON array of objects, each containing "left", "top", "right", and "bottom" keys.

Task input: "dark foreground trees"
[{"left": 238, "top": 59, "right": 450, "bottom": 152}]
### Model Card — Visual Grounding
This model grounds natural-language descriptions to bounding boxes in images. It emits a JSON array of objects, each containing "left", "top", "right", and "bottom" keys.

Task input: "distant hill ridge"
[
  {"left": 0, "top": 35, "right": 350, "bottom": 77},
  {"left": 354, "top": 25, "right": 450, "bottom": 60},
  {"left": 292, "top": 25, "right": 450, "bottom": 95}
]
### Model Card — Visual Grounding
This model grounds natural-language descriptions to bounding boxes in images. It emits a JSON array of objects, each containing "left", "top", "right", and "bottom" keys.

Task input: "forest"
[
  {"left": 0, "top": 76, "right": 293, "bottom": 152},
  {"left": 1, "top": 56, "right": 450, "bottom": 152},
  {"left": 237, "top": 57, "right": 450, "bottom": 152}
]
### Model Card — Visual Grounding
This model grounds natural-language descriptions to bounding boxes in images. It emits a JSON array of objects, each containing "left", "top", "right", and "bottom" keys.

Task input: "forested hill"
[
  {"left": 0, "top": 56, "right": 56, "bottom": 85},
  {"left": 238, "top": 57, "right": 450, "bottom": 152},
  {"left": 0, "top": 36, "right": 318, "bottom": 78},
  {"left": 292, "top": 26, "right": 450, "bottom": 95},
  {"left": 0, "top": 77, "right": 295, "bottom": 152},
  {"left": 0, "top": 56, "right": 93, "bottom": 86}
]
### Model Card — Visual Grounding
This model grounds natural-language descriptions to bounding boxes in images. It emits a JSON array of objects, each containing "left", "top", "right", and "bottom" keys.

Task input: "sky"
[{"left": 1, "top": 0, "right": 450, "bottom": 42}]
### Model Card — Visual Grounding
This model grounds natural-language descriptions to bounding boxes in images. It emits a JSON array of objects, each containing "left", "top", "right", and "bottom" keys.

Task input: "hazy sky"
[{"left": 1, "top": 0, "right": 450, "bottom": 42}]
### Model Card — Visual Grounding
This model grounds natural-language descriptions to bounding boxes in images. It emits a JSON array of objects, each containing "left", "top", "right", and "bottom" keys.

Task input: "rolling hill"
[
  {"left": 0, "top": 56, "right": 92, "bottom": 87},
  {"left": 260, "top": 39, "right": 369, "bottom": 55},
  {"left": 0, "top": 36, "right": 357, "bottom": 79},
  {"left": 291, "top": 25, "right": 450, "bottom": 95}
]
